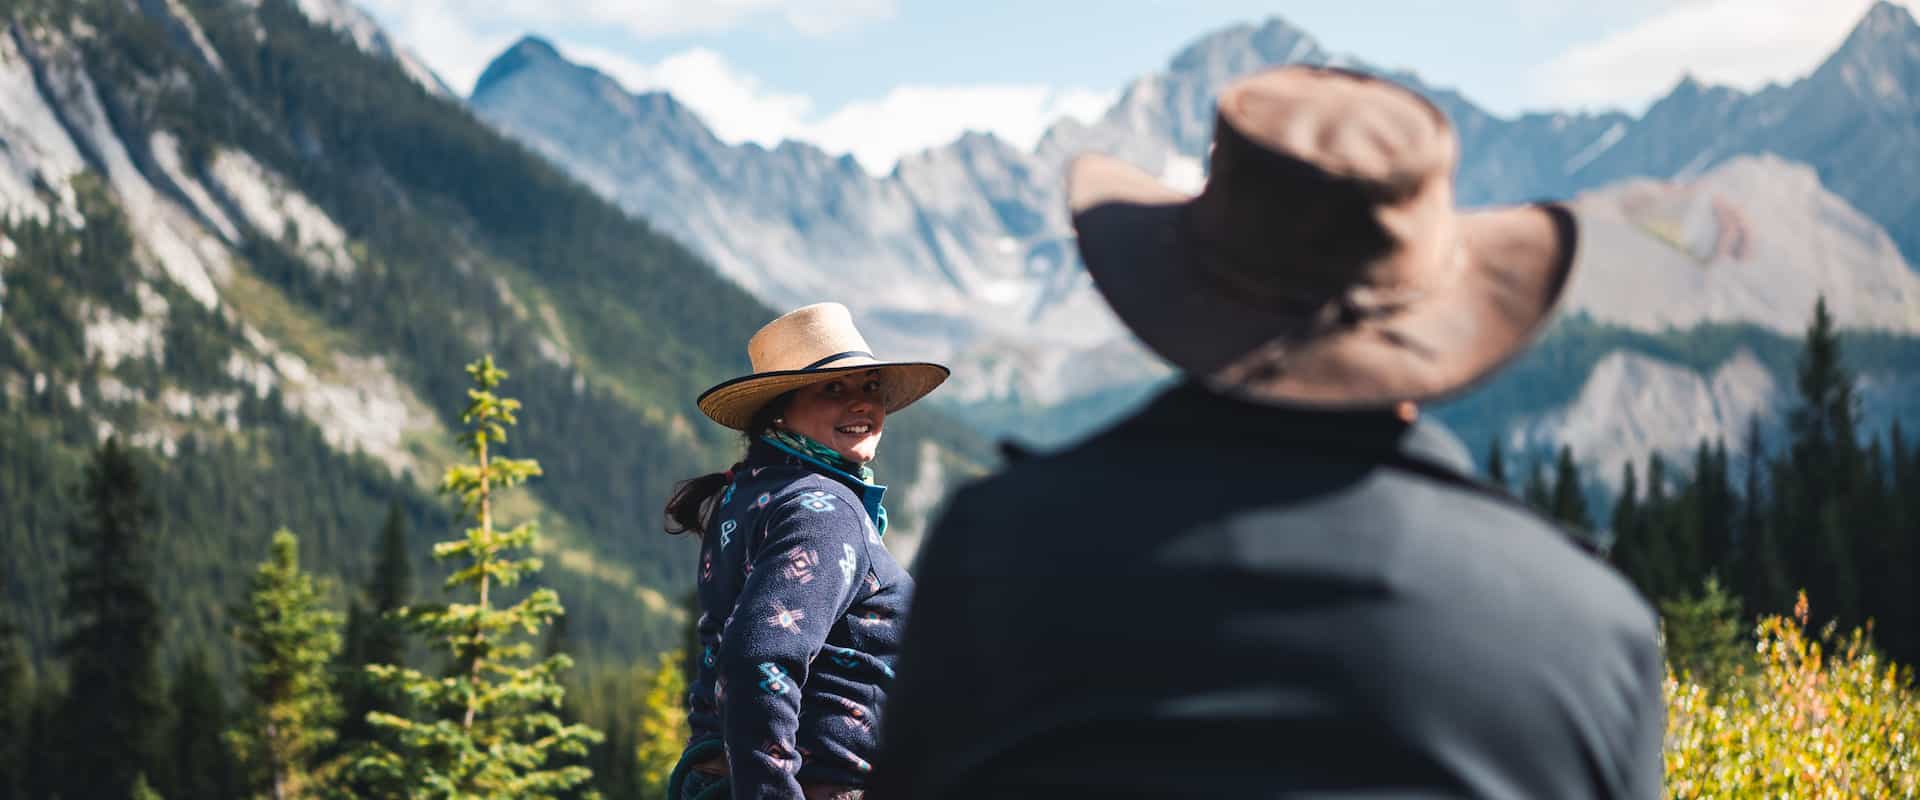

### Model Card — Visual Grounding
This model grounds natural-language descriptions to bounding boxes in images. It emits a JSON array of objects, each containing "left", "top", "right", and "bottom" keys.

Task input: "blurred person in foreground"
[
  {"left": 870, "top": 66, "right": 1664, "bottom": 799},
  {"left": 666, "top": 302, "right": 948, "bottom": 800}
]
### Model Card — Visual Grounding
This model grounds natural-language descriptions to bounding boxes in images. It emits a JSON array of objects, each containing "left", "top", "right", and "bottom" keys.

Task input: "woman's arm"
[{"left": 716, "top": 486, "right": 867, "bottom": 799}]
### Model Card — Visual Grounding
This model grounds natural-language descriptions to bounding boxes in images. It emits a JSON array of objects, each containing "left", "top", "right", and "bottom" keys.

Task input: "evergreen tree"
[
  {"left": 352, "top": 357, "right": 602, "bottom": 798},
  {"left": 227, "top": 530, "right": 345, "bottom": 800},
  {"left": 1483, "top": 436, "right": 1508, "bottom": 491},
  {"left": 1785, "top": 296, "right": 1864, "bottom": 626},
  {"left": 1855, "top": 437, "right": 1910, "bottom": 661},
  {"left": 1608, "top": 462, "right": 1649, "bottom": 592},
  {"left": 633, "top": 652, "right": 688, "bottom": 800},
  {"left": 1549, "top": 446, "right": 1590, "bottom": 532},
  {"left": 1695, "top": 441, "right": 1737, "bottom": 581},
  {"left": 163, "top": 650, "right": 240, "bottom": 800},
  {"left": 0, "top": 614, "right": 28, "bottom": 800},
  {"left": 130, "top": 773, "right": 165, "bottom": 800},
  {"left": 1658, "top": 576, "right": 1747, "bottom": 692},
  {"left": 25, "top": 676, "right": 64, "bottom": 800},
  {"left": 1735, "top": 417, "right": 1787, "bottom": 617},
  {"left": 1644, "top": 455, "right": 1677, "bottom": 600},
  {"left": 1522, "top": 458, "right": 1552, "bottom": 516},
  {"left": 56, "top": 436, "right": 166, "bottom": 800},
  {"left": 1889, "top": 422, "right": 1919, "bottom": 661},
  {"left": 339, "top": 501, "right": 413, "bottom": 754}
]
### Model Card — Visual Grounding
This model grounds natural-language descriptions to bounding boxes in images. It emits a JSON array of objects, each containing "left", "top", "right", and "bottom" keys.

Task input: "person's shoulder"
[
  {"left": 1426, "top": 489, "right": 1657, "bottom": 636},
  {"left": 743, "top": 463, "right": 851, "bottom": 503},
  {"left": 752, "top": 472, "right": 867, "bottom": 536}
]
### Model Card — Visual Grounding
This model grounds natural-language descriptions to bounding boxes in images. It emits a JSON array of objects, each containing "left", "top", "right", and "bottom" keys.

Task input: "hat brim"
[
  {"left": 696, "top": 358, "right": 951, "bottom": 430},
  {"left": 1067, "top": 152, "right": 1577, "bottom": 409}
]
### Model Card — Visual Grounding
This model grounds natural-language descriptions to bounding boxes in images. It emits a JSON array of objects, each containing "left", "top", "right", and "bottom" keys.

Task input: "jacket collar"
[
  {"left": 1117, "top": 380, "right": 1475, "bottom": 474},
  {"left": 745, "top": 437, "right": 890, "bottom": 534}
]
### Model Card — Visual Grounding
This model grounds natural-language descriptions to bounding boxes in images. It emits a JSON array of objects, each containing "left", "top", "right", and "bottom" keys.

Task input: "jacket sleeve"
[{"left": 718, "top": 486, "right": 868, "bottom": 800}]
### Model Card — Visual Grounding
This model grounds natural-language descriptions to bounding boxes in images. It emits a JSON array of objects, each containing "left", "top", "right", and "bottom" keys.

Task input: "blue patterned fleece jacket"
[{"left": 685, "top": 437, "right": 914, "bottom": 799}]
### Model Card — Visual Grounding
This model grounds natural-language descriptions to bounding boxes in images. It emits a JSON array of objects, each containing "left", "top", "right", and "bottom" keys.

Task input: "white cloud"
[
  {"left": 1536, "top": 0, "right": 1918, "bottom": 112},
  {"left": 562, "top": 44, "right": 1116, "bottom": 174}
]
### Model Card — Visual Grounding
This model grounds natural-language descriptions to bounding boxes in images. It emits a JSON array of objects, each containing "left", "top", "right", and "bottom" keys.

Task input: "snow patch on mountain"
[
  {"left": 282, "top": 353, "right": 430, "bottom": 474},
  {"left": 0, "top": 29, "right": 86, "bottom": 224},
  {"left": 1564, "top": 122, "right": 1626, "bottom": 173},
  {"left": 208, "top": 149, "right": 354, "bottom": 275},
  {"left": 30, "top": 33, "right": 227, "bottom": 307},
  {"left": 82, "top": 282, "right": 170, "bottom": 368},
  {"left": 222, "top": 338, "right": 432, "bottom": 475},
  {"left": 149, "top": 131, "right": 239, "bottom": 241}
]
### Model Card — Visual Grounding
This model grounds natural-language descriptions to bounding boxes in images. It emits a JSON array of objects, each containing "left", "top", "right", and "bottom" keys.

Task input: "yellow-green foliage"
[
  {"left": 634, "top": 652, "right": 689, "bottom": 799},
  {"left": 1665, "top": 594, "right": 1920, "bottom": 798}
]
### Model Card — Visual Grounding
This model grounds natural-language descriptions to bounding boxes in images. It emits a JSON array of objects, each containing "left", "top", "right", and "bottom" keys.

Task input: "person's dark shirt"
[{"left": 871, "top": 381, "right": 1664, "bottom": 799}]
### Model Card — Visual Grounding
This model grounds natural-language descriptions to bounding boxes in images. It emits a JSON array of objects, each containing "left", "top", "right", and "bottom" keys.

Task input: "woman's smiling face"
[{"left": 778, "top": 370, "right": 887, "bottom": 465}]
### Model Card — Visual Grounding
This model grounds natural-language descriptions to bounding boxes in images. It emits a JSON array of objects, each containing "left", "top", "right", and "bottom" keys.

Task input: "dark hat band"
[{"left": 802, "top": 350, "right": 876, "bottom": 370}]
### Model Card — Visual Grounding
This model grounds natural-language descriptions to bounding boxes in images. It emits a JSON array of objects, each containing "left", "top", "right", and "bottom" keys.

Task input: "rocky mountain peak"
[
  {"left": 1815, "top": 0, "right": 1920, "bottom": 103},
  {"left": 472, "top": 35, "right": 565, "bottom": 97},
  {"left": 1168, "top": 16, "right": 1324, "bottom": 78},
  {"left": 1860, "top": 0, "right": 1919, "bottom": 37}
]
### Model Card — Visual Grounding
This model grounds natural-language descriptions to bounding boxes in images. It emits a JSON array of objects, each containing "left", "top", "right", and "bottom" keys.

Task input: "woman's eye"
[
  {"left": 822, "top": 382, "right": 843, "bottom": 396},
  {"left": 864, "top": 381, "right": 883, "bottom": 395}
]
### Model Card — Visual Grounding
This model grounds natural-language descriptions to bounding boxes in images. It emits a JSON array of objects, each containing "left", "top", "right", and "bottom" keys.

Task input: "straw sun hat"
[
  {"left": 1068, "top": 65, "right": 1580, "bottom": 408},
  {"left": 696, "top": 303, "right": 950, "bottom": 430}
]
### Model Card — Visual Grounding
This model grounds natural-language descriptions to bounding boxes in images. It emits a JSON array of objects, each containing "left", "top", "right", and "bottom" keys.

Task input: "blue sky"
[{"left": 359, "top": 0, "right": 1909, "bottom": 173}]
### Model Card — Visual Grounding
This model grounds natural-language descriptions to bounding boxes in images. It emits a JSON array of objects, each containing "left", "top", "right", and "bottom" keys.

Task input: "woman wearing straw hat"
[{"left": 664, "top": 302, "right": 948, "bottom": 800}]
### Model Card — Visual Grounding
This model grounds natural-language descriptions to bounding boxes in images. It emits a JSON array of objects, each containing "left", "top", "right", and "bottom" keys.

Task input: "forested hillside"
[{"left": 0, "top": 0, "right": 990, "bottom": 683}]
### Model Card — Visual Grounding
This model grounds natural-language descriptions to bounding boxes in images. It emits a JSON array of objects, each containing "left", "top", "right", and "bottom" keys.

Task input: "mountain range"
[
  {"left": 469, "top": 2, "right": 1920, "bottom": 488},
  {"left": 3, "top": 0, "right": 1919, "bottom": 677}
]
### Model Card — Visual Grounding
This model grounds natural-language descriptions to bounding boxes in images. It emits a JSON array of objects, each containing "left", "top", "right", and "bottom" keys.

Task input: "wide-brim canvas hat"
[
  {"left": 1068, "top": 65, "right": 1579, "bottom": 409},
  {"left": 697, "top": 302, "right": 950, "bottom": 430}
]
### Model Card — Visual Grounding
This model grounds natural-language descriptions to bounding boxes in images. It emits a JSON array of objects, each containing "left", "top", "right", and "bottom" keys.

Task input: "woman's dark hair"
[{"left": 664, "top": 391, "right": 794, "bottom": 536}]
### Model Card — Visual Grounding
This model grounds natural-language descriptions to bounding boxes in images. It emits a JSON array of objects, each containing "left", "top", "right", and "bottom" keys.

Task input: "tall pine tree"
[
  {"left": 338, "top": 501, "right": 413, "bottom": 755},
  {"left": 1522, "top": 458, "right": 1552, "bottom": 517},
  {"left": 1608, "top": 462, "right": 1650, "bottom": 593},
  {"left": 352, "top": 357, "right": 601, "bottom": 798},
  {"left": 1785, "top": 296, "right": 1863, "bottom": 625},
  {"left": 1549, "top": 446, "right": 1590, "bottom": 532},
  {"left": 164, "top": 650, "right": 241, "bottom": 800},
  {"left": 1483, "top": 436, "right": 1508, "bottom": 491},
  {"left": 55, "top": 436, "right": 166, "bottom": 800},
  {"left": 1735, "top": 417, "right": 1786, "bottom": 617},
  {"left": 227, "top": 529, "right": 345, "bottom": 800},
  {"left": 0, "top": 612, "right": 28, "bottom": 800}
]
